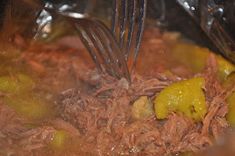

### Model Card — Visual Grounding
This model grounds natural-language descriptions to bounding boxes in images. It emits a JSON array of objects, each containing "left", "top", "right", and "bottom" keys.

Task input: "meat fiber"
[{"left": 56, "top": 54, "right": 232, "bottom": 156}]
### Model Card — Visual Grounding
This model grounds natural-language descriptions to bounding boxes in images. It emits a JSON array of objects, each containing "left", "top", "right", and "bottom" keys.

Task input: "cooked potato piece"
[
  {"left": 172, "top": 42, "right": 235, "bottom": 81},
  {"left": 172, "top": 43, "right": 209, "bottom": 73},
  {"left": 132, "top": 96, "right": 154, "bottom": 120},
  {"left": 217, "top": 56, "right": 235, "bottom": 81},
  {"left": 50, "top": 130, "right": 69, "bottom": 150},
  {"left": 0, "top": 74, "right": 35, "bottom": 93},
  {"left": 226, "top": 92, "right": 235, "bottom": 126},
  {"left": 4, "top": 94, "right": 52, "bottom": 120},
  {"left": 180, "top": 152, "right": 194, "bottom": 156},
  {"left": 154, "top": 77, "right": 207, "bottom": 121}
]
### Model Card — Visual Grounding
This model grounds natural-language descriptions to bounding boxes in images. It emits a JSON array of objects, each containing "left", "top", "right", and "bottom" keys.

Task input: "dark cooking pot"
[
  {"left": 1, "top": 0, "right": 235, "bottom": 63},
  {"left": 1, "top": 1, "right": 235, "bottom": 156}
]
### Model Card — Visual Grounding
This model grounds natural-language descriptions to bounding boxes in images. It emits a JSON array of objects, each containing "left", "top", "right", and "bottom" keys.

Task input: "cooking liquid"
[{"left": 0, "top": 27, "right": 233, "bottom": 156}]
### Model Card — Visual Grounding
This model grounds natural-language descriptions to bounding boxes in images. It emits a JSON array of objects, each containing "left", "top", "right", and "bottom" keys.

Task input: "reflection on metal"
[
  {"left": 34, "top": 9, "right": 52, "bottom": 39},
  {"left": 34, "top": 1, "right": 95, "bottom": 40},
  {"left": 58, "top": 4, "right": 74, "bottom": 12},
  {"left": 177, "top": 0, "right": 235, "bottom": 63},
  {"left": 177, "top": 0, "right": 198, "bottom": 20},
  {"left": 58, "top": 12, "right": 88, "bottom": 19},
  {"left": 34, "top": 10, "right": 52, "bottom": 39}
]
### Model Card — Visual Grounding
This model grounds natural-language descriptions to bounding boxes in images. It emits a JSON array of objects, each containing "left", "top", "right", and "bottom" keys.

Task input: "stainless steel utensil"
[
  {"left": 177, "top": 0, "right": 235, "bottom": 63},
  {"left": 32, "top": 0, "right": 131, "bottom": 81},
  {"left": 111, "top": 0, "right": 147, "bottom": 69},
  {"left": 73, "top": 18, "right": 130, "bottom": 81}
]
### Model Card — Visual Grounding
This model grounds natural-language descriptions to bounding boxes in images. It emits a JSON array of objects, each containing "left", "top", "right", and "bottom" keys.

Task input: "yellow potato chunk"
[
  {"left": 50, "top": 130, "right": 69, "bottom": 150},
  {"left": 226, "top": 92, "right": 235, "bottom": 126},
  {"left": 132, "top": 96, "right": 154, "bottom": 119},
  {"left": 172, "top": 42, "right": 235, "bottom": 81},
  {"left": 179, "top": 152, "right": 194, "bottom": 156},
  {"left": 4, "top": 94, "right": 52, "bottom": 120},
  {"left": 172, "top": 43, "right": 209, "bottom": 73},
  {"left": 217, "top": 56, "right": 235, "bottom": 81},
  {"left": 154, "top": 77, "right": 207, "bottom": 121},
  {"left": 223, "top": 73, "right": 235, "bottom": 88},
  {"left": 0, "top": 74, "right": 35, "bottom": 93}
]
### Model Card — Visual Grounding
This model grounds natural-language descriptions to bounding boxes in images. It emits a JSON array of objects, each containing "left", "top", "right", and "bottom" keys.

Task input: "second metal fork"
[{"left": 111, "top": 0, "right": 147, "bottom": 69}]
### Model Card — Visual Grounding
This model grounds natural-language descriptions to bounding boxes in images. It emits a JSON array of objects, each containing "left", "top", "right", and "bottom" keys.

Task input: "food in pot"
[
  {"left": 154, "top": 77, "right": 207, "bottom": 121},
  {"left": 0, "top": 27, "right": 235, "bottom": 156}
]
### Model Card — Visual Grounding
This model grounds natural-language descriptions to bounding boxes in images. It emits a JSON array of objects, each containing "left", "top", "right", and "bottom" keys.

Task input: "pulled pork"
[
  {"left": 56, "top": 54, "right": 233, "bottom": 156},
  {"left": 0, "top": 49, "right": 234, "bottom": 155}
]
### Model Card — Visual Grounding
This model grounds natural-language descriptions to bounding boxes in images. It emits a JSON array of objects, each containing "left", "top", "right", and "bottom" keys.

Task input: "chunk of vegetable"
[
  {"left": 226, "top": 92, "right": 235, "bottom": 126},
  {"left": 0, "top": 74, "right": 35, "bottom": 93},
  {"left": 223, "top": 73, "right": 235, "bottom": 88},
  {"left": 171, "top": 42, "right": 235, "bottom": 81},
  {"left": 132, "top": 96, "right": 154, "bottom": 119},
  {"left": 154, "top": 77, "right": 207, "bottom": 121},
  {"left": 4, "top": 94, "right": 52, "bottom": 120},
  {"left": 172, "top": 43, "right": 209, "bottom": 73},
  {"left": 50, "top": 130, "right": 69, "bottom": 150},
  {"left": 217, "top": 56, "right": 235, "bottom": 81},
  {"left": 179, "top": 152, "right": 194, "bottom": 156}
]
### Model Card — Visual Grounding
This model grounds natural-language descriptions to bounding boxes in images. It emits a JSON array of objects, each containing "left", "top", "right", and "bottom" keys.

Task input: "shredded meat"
[
  {"left": 201, "top": 54, "right": 232, "bottom": 139},
  {"left": 54, "top": 54, "right": 233, "bottom": 156},
  {"left": 1, "top": 31, "right": 235, "bottom": 156},
  {"left": 0, "top": 102, "right": 79, "bottom": 156},
  {"left": 1, "top": 51, "right": 234, "bottom": 156}
]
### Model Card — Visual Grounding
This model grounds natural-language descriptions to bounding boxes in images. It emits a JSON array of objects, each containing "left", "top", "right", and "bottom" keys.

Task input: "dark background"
[
  {"left": 0, "top": 0, "right": 7, "bottom": 29},
  {"left": 1, "top": 0, "right": 235, "bottom": 55}
]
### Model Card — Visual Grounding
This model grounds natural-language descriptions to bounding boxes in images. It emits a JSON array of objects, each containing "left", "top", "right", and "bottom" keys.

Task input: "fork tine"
[
  {"left": 132, "top": 0, "right": 147, "bottom": 67},
  {"left": 95, "top": 33, "right": 123, "bottom": 78},
  {"left": 95, "top": 20, "right": 131, "bottom": 82},
  {"left": 90, "top": 23, "right": 122, "bottom": 78},
  {"left": 126, "top": 0, "right": 136, "bottom": 59},
  {"left": 74, "top": 22, "right": 103, "bottom": 72},
  {"left": 78, "top": 20, "right": 120, "bottom": 78},
  {"left": 111, "top": 0, "right": 119, "bottom": 35},
  {"left": 111, "top": 0, "right": 147, "bottom": 69},
  {"left": 74, "top": 18, "right": 130, "bottom": 81},
  {"left": 119, "top": 0, "right": 128, "bottom": 49},
  {"left": 86, "top": 25, "right": 117, "bottom": 77}
]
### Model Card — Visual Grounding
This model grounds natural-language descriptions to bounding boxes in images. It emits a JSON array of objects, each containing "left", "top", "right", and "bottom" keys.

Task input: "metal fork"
[
  {"left": 72, "top": 18, "right": 131, "bottom": 82},
  {"left": 32, "top": 2, "right": 131, "bottom": 81},
  {"left": 111, "top": 0, "right": 147, "bottom": 69},
  {"left": 35, "top": 1, "right": 145, "bottom": 81},
  {"left": 177, "top": 0, "right": 235, "bottom": 63}
]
